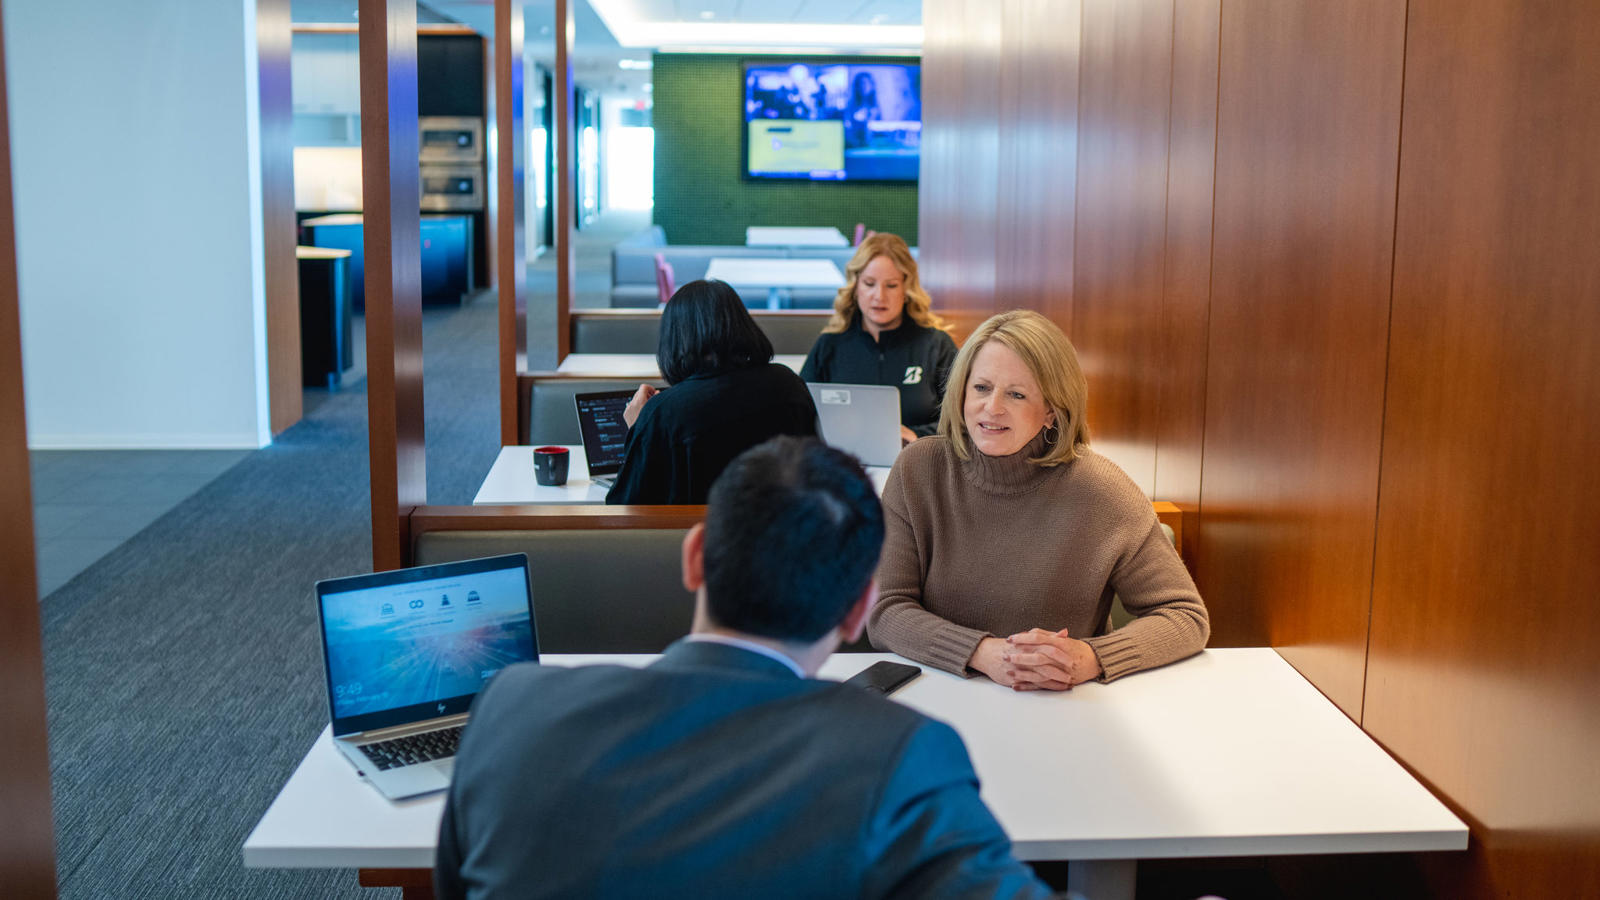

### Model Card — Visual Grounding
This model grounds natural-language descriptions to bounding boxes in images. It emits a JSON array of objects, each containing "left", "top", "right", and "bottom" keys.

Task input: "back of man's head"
[{"left": 702, "top": 437, "right": 885, "bottom": 643}]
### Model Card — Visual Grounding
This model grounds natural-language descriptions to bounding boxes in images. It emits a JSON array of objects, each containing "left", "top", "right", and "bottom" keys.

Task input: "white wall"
[{"left": 6, "top": 0, "right": 270, "bottom": 448}]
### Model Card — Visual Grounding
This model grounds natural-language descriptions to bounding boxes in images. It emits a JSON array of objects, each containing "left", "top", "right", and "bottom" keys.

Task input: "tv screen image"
[{"left": 744, "top": 61, "right": 921, "bottom": 182}]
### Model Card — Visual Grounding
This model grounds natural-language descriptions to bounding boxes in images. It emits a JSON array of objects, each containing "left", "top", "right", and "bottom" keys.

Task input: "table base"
[
  {"left": 359, "top": 867, "right": 433, "bottom": 899},
  {"left": 1067, "top": 858, "right": 1136, "bottom": 900}
]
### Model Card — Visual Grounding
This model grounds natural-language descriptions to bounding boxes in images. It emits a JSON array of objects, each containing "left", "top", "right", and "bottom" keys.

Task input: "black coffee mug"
[{"left": 533, "top": 446, "right": 570, "bottom": 486}]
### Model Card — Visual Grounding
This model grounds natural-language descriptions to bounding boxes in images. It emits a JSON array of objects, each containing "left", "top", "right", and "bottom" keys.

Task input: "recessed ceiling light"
[
  {"left": 870, "top": 14, "right": 889, "bottom": 25},
  {"left": 699, "top": 10, "right": 715, "bottom": 19},
  {"left": 618, "top": 59, "right": 653, "bottom": 70}
]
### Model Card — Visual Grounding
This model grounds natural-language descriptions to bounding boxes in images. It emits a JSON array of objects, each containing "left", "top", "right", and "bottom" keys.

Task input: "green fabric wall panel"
[{"left": 652, "top": 54, "right": 919, "bottom": 246}]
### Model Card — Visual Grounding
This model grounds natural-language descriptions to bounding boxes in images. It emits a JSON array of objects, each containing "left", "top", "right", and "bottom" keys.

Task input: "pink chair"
[
  {"left": 853, "top": 223, "right": 867, "bottom": 246},
  {"left": 654, "top": 253, "right": 676, "bottom": 307}
]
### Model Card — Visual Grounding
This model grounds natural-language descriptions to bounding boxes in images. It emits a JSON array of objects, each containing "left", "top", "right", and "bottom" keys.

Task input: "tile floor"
[{"left": 30, "top": 448, "right": 252, "bottom": 598}]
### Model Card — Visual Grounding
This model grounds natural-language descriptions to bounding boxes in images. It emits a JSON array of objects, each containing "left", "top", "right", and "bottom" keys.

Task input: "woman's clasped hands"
[{"left": 969, "top": 628, "right": 1103, "bottom": 692}]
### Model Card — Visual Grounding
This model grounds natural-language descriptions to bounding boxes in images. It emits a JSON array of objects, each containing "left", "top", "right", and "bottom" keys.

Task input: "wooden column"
[
  {"left": 1151, "top": 0, "right": 1221, "bottom": 553},
  {"left": 0, "top": 1, "right": 59, "bottom": 894},
  {"left": 1072, "top": 0, "right": 1176, "bottom": 496},
  {"left": 495, "top": 0, "right": 526, "bottom": 445},
  {"left": 1363, "top": 0, "right": 1600, "bottom": 894},
  {"left": 917, "top": 0, "right": 1002, "bottom": 339},
  {"left": 1199, "top": 0, "right": 1405, "bottom": 717},
  {"left": 552, "top": 0, "right": 575, "bottom": 362},
  {"left": 360, "top": 0, "right": 426, "bottom": 571},
  {"left": 259, "top": 0, "right": 302, "bottom": 435}
]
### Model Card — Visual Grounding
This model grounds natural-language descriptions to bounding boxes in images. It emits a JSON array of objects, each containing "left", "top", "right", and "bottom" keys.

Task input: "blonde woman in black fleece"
[{"left": 800, "top": 233, "right": 957, "bottom": 444}]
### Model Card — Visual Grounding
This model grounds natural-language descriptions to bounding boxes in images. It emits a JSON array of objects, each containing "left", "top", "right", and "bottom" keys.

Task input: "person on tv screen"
[
  {"left": 867, "top": 310, "right": 1210, "bottom": 689},
  {"left": 783, "top": 64, "right": 828, "bottom": 120},
  {"left": 607, "top": 279, "right": 818, "bottom": 505},
  {"left": 800, "top": 233, "right": 956, "bottom": 444},
  {"left": 845, "top": 71, "right": 881, "bottom": 147}
]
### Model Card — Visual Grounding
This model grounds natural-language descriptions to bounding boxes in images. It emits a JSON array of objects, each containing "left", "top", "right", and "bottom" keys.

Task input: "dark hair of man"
[
  {"left": 655, "top": 279, "right": 775, "bottom": 385},
  {"left": 702, "top": 437, "right": 885, "bottom": 643}
]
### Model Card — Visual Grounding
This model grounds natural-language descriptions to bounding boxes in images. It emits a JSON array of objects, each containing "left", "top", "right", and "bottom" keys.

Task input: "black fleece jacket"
[{"left": 606, "top": 363, "right": 818, "bottom": 505}]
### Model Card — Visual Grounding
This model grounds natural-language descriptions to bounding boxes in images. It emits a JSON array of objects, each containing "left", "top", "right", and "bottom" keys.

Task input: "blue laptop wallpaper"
[{"left": 321, "top": 566, "right": 534, "bottom": 720}]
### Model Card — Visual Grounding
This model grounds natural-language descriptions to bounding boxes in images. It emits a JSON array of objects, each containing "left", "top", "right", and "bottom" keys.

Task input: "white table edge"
[{"left": 1013, "top": 827, "right": 1468, "bottom": 862}]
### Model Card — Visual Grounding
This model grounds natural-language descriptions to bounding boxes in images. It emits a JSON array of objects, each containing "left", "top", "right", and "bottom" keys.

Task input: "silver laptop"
[
  {"left": 315, "top": 553, "right": 539, "bottom": 800},
  {"left": 574, "top": 389, "right": 635, "bottom": 488},
  {"left": 807, "top": 382, "right": 903, "bottom": 468}
]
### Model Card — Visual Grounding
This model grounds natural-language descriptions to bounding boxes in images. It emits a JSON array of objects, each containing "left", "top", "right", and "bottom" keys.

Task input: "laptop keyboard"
[{"left": 359, "top": 726, "right": 463, "bottom": 771}]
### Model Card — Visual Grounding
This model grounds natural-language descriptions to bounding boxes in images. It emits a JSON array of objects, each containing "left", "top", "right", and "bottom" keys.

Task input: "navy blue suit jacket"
[{"left": 435, "top": 640, "right": 1053, "bottom": 899}]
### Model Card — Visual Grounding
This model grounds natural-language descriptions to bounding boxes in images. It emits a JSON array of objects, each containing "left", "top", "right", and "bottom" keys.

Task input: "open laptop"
[
  {"left": 807, "top": 382, "right": 903, "bottom": 468},
  {"left": 315, "top": 553, "right": 539, "bottom": 800},
  {"left": 574, "top": 389, "right": 635, "bottom": 488}
]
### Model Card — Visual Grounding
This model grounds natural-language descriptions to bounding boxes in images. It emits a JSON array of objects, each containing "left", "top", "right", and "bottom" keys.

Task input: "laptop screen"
[
  {"left": 574, "top": 390, "right": 634, "bottom": 476},
  {"left": 316, "top": 554, "right": 538, "bottom": 735}
]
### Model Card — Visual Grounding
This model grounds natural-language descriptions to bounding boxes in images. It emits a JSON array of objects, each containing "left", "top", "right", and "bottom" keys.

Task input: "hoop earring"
[{"left": 1043, "top": 423, "right": 1060, "bottom": 445}]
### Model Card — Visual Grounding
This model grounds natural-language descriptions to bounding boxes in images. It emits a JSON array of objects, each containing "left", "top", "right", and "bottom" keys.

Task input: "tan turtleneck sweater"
[{"left": 867, "top": 432, "right": 1210, "bottom": 682}]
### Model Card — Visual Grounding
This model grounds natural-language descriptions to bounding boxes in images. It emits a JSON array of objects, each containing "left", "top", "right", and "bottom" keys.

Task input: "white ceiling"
[
  {"left": 600, "top": 0, "right": 921, "bottom": 26},
  {"left": 289, "top": 0, "right": 920, "bottom": 99},
  {"left": 587, "top": 0, "right": 921, "bottom": 50}
]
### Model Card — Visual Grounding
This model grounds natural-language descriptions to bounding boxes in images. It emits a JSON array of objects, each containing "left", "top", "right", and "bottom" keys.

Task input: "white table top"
[
  {"left": 745, "top": 226, "right": 850, "bottom": 248},
  {"left": 553, "top": 353, "right": 806, "bottom": 379},
  {"left": 243, "top": 648, "right": 1465, "bottom": 869},
  {"left": 705, "top": 257, "right": 845, "bottom": 289},
  {"left": 473, "top": 445, "right": 610, "bottom": 504},
  {"left": 473, "top": 445, "right": 892, "bottom": 505}
]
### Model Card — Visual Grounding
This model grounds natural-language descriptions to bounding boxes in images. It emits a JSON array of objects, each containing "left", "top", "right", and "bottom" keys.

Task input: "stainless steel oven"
[
  {"left": 420, "top": 164, "right": 483, "bottom": 211},
  {"left": 419, "top": 116, "right": 483, "bottom": 163}
]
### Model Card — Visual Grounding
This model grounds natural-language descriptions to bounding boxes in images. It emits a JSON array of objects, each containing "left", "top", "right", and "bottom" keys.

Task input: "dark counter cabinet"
[{"left": 296, "top": 246, "right": 354, "bottom": 390}]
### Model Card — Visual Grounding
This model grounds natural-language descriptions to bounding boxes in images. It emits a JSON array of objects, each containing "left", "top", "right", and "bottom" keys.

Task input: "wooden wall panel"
[
  {"left": 360, "top": 0, "right": 426, "bottom": 571},
  {"left": 495, "top": 1, "right": 525, "bottom": 445},
  {"left": 1198, "top": 0, "right": 1404, "bottom": 718},
  {"left": 995, "top": 0, "right": 1080, "bottom": 328},
  {"left": 0, "top": 2, "right": 58, "bottom": 893},
  {"left": 1152, "top": 0, "right": 1220, "bottom": 532},
  {"left": 552, "top": 0, "right": 574, "bottom": 361},
  {"left": 917, "top": 0, "right": 1001, "bottom": 340},
  {"left": 1364, "top": 1, "right": 1600, "bottom": 895},
  {"left": 259, "top": 0, "right": 301, "bottom": 436},
  {"left": 1070, "top": 0, "right": 1174, "bottom": 496}
]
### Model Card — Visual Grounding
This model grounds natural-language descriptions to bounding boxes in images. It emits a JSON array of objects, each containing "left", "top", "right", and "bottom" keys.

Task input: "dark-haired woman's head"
[{"left": 656, "top": 279, "right": 775, "bottom": 385}]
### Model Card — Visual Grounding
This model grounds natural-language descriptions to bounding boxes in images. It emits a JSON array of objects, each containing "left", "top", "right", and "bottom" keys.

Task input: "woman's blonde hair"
[
  {"left": 821, "top": 232, "right": 949, "bottom": 334},
  {"left": 938, "top": 310, "right": 1090, "bottom": 467}
]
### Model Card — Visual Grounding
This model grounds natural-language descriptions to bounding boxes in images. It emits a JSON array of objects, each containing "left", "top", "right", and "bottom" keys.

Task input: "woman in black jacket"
[
  {"left": 607, "top": 279, "right": 818, "bottom": 505},
  {"left": 799, "top": 233, "right": 957, "bottom": 443}
]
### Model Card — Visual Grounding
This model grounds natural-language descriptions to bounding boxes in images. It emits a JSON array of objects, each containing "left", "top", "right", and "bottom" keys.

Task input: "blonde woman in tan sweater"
[{"left": 867, "top": 310, "right": 1210, "bottom": 690}]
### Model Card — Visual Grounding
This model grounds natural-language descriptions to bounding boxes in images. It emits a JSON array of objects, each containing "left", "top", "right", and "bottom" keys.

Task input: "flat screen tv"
[{"left": 743, "top": 60, "right": 921, "bottom": 182}]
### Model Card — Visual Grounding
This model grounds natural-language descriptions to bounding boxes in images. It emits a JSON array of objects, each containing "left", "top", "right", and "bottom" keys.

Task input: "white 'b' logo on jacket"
[{"left": 903, "top": 366, "right": 923, "bottom": 385}]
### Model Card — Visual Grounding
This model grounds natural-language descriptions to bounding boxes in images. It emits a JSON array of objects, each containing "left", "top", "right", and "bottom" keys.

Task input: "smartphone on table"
[{"left": 844, "top": 660, "right": 921, "bottom": 696}]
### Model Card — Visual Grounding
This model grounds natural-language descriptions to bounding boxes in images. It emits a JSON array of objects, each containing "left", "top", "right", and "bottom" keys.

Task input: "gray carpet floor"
[{"left": 39, "top": 210, "right": 645, "bottom": 898}]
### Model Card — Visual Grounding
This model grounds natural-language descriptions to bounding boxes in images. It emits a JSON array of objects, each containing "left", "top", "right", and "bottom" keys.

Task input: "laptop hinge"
[{"left": 343, "top": 712, "right": 471, "bottom": 742}]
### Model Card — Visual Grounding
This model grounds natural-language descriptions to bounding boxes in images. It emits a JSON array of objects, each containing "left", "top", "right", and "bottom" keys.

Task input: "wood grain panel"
[
  {"left": 1071, "top": 0, "right": 1174, "bottom": 496},
  {"left": 1152, "top": 0, "right": 1220, "bottom": 535},
  {"left": 1364, "top": 0, "right": 1600, "bottom": 894},
  {"left": 0, "top": 1, "right": 58, "bottom": 892},
  {"left": 495, "top": 1, "right": 525, "bottom": 445},
  {"left": 917, "top": 0, "right": 1001, "bottom": 340},
  {"left": 360, "top": 0, "right": 426, "bottom": 571},
  {"left": 259, "top": 0, "right": 301, "bottom": 436},
  {"left": 1198, "top": 0, "right": 1405, "bottom": 718},
  {"left": 995, "top": 0, "right": 1080, "bottom": 327}
]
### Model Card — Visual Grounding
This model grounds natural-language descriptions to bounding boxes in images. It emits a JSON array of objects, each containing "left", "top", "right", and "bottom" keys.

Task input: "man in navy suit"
[{"left": 435, "top": 437, "right": 1054, "bottom": 899}]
